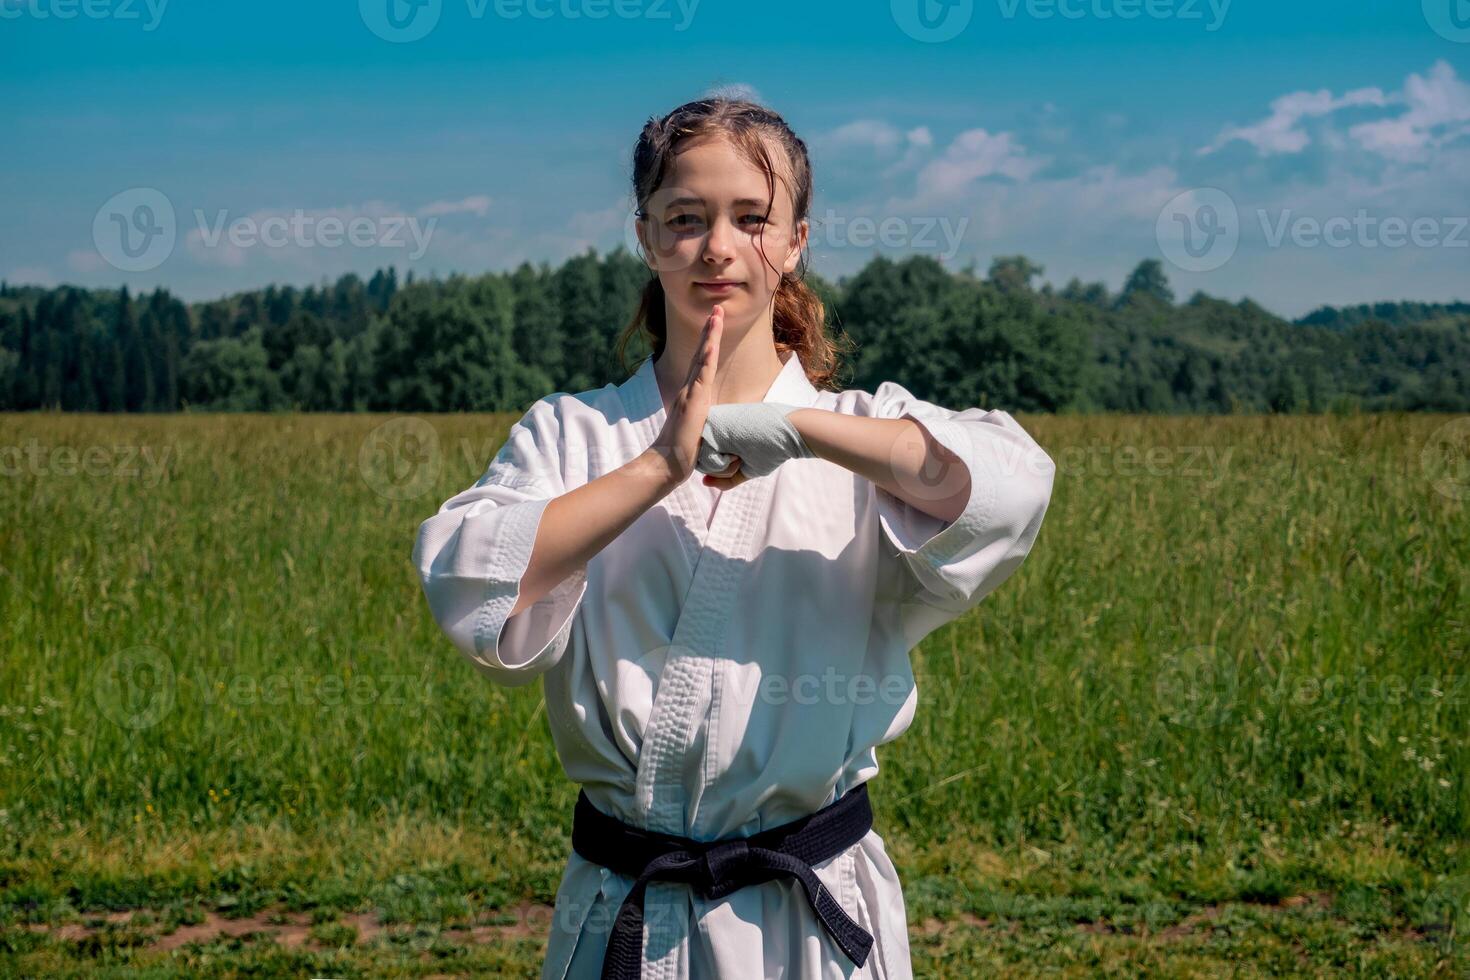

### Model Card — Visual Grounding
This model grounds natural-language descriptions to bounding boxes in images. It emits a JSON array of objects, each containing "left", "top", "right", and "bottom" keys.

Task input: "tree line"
[{"left": 1, "top": 251, "right": 1465, "bottom": 414}]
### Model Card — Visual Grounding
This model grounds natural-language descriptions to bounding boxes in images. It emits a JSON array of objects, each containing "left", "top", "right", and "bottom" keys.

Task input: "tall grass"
[{"left": 1, "top": 411, "right": 1465, "bottom": 959}]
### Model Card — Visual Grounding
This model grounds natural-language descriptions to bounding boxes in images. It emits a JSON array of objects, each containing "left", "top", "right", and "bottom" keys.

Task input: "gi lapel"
[{"left": 618, "top": 348, "right": 819, "bottom": 834}]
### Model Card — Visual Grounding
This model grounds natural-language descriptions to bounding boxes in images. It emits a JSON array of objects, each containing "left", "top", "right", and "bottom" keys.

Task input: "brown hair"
[{"left": 615, "top": 95, "right": 852, "bottom": 390}]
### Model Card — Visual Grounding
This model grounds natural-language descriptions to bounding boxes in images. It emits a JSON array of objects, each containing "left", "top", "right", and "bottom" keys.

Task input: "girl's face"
[{"left": 635, "top": 134, "right": 808, "bottom": 333}]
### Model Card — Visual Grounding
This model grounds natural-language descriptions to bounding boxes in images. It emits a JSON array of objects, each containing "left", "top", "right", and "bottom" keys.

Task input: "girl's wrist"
[
  {"left": 632, "top": 446, "right": 686, "bottom": 495},
  {"left": 785, "top": 408, "right": 824, "bottom": 458}
]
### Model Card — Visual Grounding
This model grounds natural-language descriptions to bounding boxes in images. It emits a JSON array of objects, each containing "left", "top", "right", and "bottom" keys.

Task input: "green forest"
[{"left": 1, "top": 250, "right": 1466, "bottom": 414}]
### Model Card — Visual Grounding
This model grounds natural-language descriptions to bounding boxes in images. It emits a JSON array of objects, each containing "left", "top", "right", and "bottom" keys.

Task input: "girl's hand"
[
  {"left": 650, "top": 305, "right": 740, "bottom": 485},
  {"left": 697, "top": 403, "right": 814, "bottom": 488}
]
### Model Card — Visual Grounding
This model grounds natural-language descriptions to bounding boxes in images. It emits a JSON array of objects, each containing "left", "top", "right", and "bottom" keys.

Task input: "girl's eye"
[{"left": 666, "top": 213, "right": 766, "bottom": 229}]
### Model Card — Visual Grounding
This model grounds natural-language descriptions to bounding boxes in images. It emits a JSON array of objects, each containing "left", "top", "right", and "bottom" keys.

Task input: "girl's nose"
[{"left": 702, "top": 215, "right": 736, "bottom": 263}]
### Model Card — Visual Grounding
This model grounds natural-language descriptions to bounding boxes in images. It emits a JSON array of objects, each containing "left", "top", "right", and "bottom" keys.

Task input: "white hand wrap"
[{"left": 695, "top": 402, "right": 817, "bottom": 479}]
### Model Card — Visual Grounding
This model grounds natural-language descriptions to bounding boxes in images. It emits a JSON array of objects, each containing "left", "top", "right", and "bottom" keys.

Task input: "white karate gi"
[{"left": 412, "top": 349, "right": 1056, "bottom": 979}]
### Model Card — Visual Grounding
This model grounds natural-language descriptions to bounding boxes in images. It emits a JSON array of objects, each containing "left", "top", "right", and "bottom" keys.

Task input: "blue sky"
[{"left": 3, "top": 0, "right": 1468, "bottom": 318}]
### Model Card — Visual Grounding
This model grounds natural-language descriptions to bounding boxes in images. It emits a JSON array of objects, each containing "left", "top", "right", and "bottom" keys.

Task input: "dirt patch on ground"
[
  {"left": 917, "top": 910, "right": 1004, "bottom": 936},
  {"left": 23, "top": 890, "right": 1443, "bottom": 954},
  {"left": 1151, "top": 890, "right": 1340, "bottom": 941},
  {"left": 915, "top": 892, "right": 1357, "bottom": 943},
  {"left": 24, "top": 900, "right": 555, "bottom": 952}
]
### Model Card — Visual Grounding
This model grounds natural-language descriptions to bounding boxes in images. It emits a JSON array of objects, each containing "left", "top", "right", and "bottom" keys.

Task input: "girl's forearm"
[
  {"left": 512, "top": 408, "right": 971, "bottom": 619},
  {"left": 788, "top": 408, "right": 971, "bottom": 524},
  {"left": 509, "top": 448, "right": 680, "bottom": 617}
]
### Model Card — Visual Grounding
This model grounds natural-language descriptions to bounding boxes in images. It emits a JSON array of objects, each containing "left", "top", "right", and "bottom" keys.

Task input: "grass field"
[{"left": 1, "top": 410, "right": 1466, "bottom": 978}]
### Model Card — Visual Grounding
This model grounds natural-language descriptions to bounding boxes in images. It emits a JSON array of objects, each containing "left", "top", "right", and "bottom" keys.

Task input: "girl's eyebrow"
[{"left": 665, "top": 195, "right": 770, "bottom": 209}]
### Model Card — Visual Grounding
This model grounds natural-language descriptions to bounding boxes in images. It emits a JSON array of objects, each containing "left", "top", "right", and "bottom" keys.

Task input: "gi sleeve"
[
  {"left": 410, "top": 396, "right": 588, "bottom": 687},
  {"left": 865, "top": 380, "right": 1056, "bottom": 640}
]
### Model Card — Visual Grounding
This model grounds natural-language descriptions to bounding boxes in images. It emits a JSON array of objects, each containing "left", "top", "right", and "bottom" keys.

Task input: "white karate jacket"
[{"left": 412, "top": 348, "right": 1056, "bottom": 979}]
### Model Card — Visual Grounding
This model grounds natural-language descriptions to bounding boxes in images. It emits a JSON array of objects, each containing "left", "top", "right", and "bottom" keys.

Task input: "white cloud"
[
  {"left": 906, "top": 128, "right": 1050, "bottom": 206},
  {"left": 1199, "top": 60, "right": 1470, "bottom": 163},
  {"left": 417, "top": 194, "right": 491, "bottom": 218},
  {"left": 704, "top": 82, "right": 764, "bottom": 105},
  {"left": 4, "top": 265, "right": 54, "bottom": 285},
  {"left": 66, "top": 249, "right": 106, "bottom": 273},
  {"left": 817, "top": 119, "right": 908, "bottom": 153},
  {"left": 899, "top": 162, "right": 1178, "bottom": 245},
  {"left": 1200, "top": 86, "right": 1389, "bottom": 156},
  {"left": 1349, "top": 60, "right": 1470, "bottom": 162},
  {"left": 807, "top": 115, "right": 1178, "bottom": 258},
  {"left": 566, "top": 201, "right": 628, "bottom": 254},
  {"left": 184, "top": 200, "right": 437, "bottom": 269},
  {"left": 880, "top": 126, "right": 935, "bottom": 179},
  {"left": 814, "top": 121, "right": 936, "bottom": 181}
]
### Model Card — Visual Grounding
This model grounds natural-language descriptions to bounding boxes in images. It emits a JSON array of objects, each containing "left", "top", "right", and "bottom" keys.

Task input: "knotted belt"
[{"left": 571, "top": 783, "right": 875, "bottom": 980}]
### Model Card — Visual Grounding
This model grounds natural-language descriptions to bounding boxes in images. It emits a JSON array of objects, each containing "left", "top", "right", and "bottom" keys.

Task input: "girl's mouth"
[{"left": 695, "top": 280, "right": 742, "bottom": 294}]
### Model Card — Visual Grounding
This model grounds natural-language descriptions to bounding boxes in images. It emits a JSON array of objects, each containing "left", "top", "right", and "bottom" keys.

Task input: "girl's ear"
[
  {"left": 783, "top": 218, "right": 809, "bottom": 275},
  {"left": 633, "top": 217, "right": 657, "bottom": 271}
]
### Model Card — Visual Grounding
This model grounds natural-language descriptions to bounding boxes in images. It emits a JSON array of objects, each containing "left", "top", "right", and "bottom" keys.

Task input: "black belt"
[{"left": 571, "top": 783, "right": 875, "bottom": 980}]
